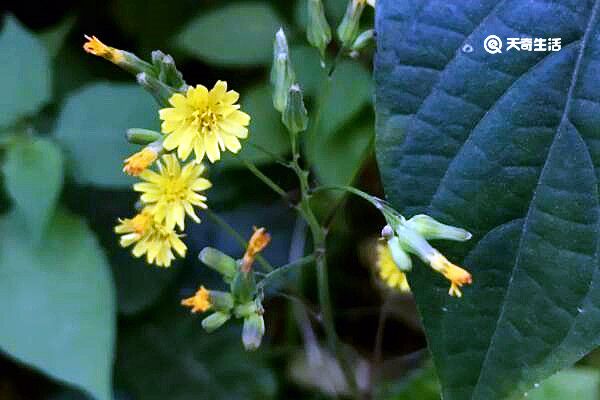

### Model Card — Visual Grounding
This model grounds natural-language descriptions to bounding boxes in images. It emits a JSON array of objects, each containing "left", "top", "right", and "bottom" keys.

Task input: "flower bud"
[
  {"left": 394, "top": 224, "right": 437, "bottom": 263},
  {"left": 270, "top": 29, "right": 295, "bottom": 112},
  {"left": 231, "top": 270, "right": 256, "bottom": 304},
  {"left": 199, "top": 247, "right": 238, "bottom": 280},
  {"left": 208, "top": 290, "right": 234, "bottom": 312},
  {"left": 282, "top": 84, "right": 309, "bottom": 135},
  {"left": 126, "top": 128, "right": 163, "bottom": 145},
  {"left": 152, "top": 50, "right": 186, "bottom": 90},
  {"left": 136, "top": 72, "right": 176, "bottom": 107},
  {"left": 83, "top": 35, "right": 154, "bottom": 76},
  {"left": 350, "top": 29, "right": 374, "bottom": 54},
  {"left": 381, "top": 224, "right": 394, "bottom": 239},
  {"left": 387, "top": 236, "right": 412, "bottom": 272},
  {"left": 405, "top": 214, "right": 472, "bottom": 242},
  {"left": 202, "top": 311, "right": 230, "bottom": 333},
  {"left": 306, "top": 0, "right": 332, "bottom": 58},
  {"left": 337, "top": 0, "right": 367, "bottom": 48},
  {"left": 242, "top": 313, "right": 265, "bottom": 351},
  {"left": 234, "top": 301, "right": 258, "bottom": 319}
]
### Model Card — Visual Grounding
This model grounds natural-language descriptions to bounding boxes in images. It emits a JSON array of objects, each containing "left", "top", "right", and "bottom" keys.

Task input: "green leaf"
[
  {"left": 0, "top": 210, "right": 115, "bottom": 400},
  {"left": 291, "top": 45, "right": 325, "bottom": 97},
  {"left": 117, "top": 301, "right": 277, "bottom": 400},
  {"left": 527, "top": 367, "right": 600, "bottom": 400},
  {"left": 175, "top": 3, "right": 284, "bottom": 66},
  {"left": 3, "top": 138, "right": 63, "bottom": 241},
  {"left": 54, "top": 82, "right": 158, "bottom": 188},
  {"left": 39, "top": 15, "right": 76, "bottom": 58},
  {"left": 375, "top": 1, "right": 600, "bottom": 399},
  {"left": 220, "top": 83, "right": 290, "bottom": 167},
  {"left": 0, "top": 15, "right": 52, "bottom": 128},
  {"left": 376, "top": 363, "right": 441, "bottom": 400}
]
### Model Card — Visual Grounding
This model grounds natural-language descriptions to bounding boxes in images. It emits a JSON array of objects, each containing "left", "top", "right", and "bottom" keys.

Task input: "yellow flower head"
[
  {"left": 159, "top": 81, "right": 251, "bottom": 163},
  {"left": 123, "top": 147, "right": 159, "bottom": 176},
  {"left": 115, "top": 209, "right": 187, "bottom": 267},
  {"left": 134, "top": 154, "right": 212, "bottom": 230},
  {"left": 376, "top": 242, "right": 410, "bottom": 293},
  {"left": 181, "top": 286, "right": 212, "bottom": 313},
  {"left": 427, "top": 251, "right": 472, "bottom": 297},
  {"left": 83, "top": 35, "right": 124, "bottom": 64},
  {"left": 241, "top": 227, "right": 271, "bottom": 272}
]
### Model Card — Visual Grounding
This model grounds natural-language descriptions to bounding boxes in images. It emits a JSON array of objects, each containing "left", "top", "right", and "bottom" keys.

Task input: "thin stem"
[
  {"left": 257, "top": 254, "right": 316, "bottom": 290},
  {"left": 204, "top": 209, "right": 274, "bottom": 272},
  {"left": 241, "top": 158, "right": 289, "bottom": 199},
  {"left": 246, "top": 141, "right": 290, "bottom": 166}
]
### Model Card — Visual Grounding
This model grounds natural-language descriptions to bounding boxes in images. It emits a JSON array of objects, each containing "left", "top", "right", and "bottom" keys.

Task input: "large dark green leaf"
[
  {"left": 0, "top": 210, "right": 115, "bottom": 400},
  {"left": 375, "top": 1, "right": 600, "bottom": 399}
]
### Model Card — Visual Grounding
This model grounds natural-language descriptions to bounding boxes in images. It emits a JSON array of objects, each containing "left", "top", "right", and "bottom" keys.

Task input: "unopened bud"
[
  {"left": 83, "top": 35, "right": 153, "bottom": 76},
  {"left": 231, "top": 270, "right": 256, "bottom": 304},
  {"left": 307, "top": 0, "right": 332, "bottom": 58},
  {"left": 208, "top": 290, "right": 234, "bottom": 312},
  {"left": 136, "top": 72, "right": 176, "bottom": 107},
  {"left": 387, "top": 237, "right": 412, "bottom": 272},
  {"left": 351, "top": 29, "right": 374, "bottom": 53},
  {"left": 270, "top": 29, "right": 295, "bottom": 112},
  {"left": 405, "top": 214, "right": 472, "bottom": 242},
  {"left": 282, "top": 84, "right": 309, "bottom": 135},
  {"left": 202, "top": 312, "right": 230, "bottom": 333},
  {"left": 199, "top": 247, "right": 238, "bottom": 280},
  {"left": 381, "top": 224, "right": 394, "bottom": 239},
  {"left": 394, "top": 225, "right": 437, "bottom": 263},
  {"left": 242, "top": 313, "right": 265, "bottom": 351},
  {"left": 234, "top": 301, "right": 259, "bottom": 319},
  {"left": 152, "top": 50, "right": 186, "bottom": 90},
  {"left": 126, "top": 128, "right": 163, "bottom": 145},
  {"left": 337, "top": 0, "right": 367, "bottom": 47}
]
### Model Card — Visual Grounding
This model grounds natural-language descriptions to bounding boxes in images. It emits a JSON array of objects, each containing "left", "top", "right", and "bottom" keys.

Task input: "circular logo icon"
[{"left": 484, "top": 35, "right": 503, "bottom": 54}]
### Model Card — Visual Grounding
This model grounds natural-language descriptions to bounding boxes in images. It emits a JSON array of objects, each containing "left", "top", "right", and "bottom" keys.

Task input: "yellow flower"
[
  {"left": 159, "top": 81, "right": 251, "bottom": 163},
  {"left": 181, "top": 286, "right": 212, "bottom": 313},
  {"left": 376, "top": 243, "right": 410, "bottom": 293},
  {"left": 123, "top": 147, "right": 159, "bottom": 176},
  {"left": 115, "top": 209, "right": 187, "bottom": 267},
  {"left": 83, "top": 35, "right": 124, "bottom": 64},
  {"left": 427, "top": 252, "right": 472, "bottom": 297},
  {"left": 241, "top": 227, "right": 271, "bottom": 272},
  {"left": 134, "top": 154, "right": 212, "bottom": 230}
]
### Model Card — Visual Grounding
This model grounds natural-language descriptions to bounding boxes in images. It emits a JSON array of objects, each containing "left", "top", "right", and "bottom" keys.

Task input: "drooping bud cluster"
[{"left": 306, "top": 0, "right": 332, "bottom": 58}]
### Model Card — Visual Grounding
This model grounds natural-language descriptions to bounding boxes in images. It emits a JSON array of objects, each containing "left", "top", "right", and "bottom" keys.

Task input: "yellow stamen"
[
  {"left": 123, "top": 148, "right": 158, "bottom": 176},
  {"left": 83, "top": 35, "right": 124, "bottom": 64},
  {"left": 428, "top": 252, "right": 472, "bottom": 297},
  {"left": 376, "top": 242, "right": 411, "bottom": 293},
  {"left": 241, "top": 227, "right": 271, "bottom": 272},
  {"left": 181, "top": 286, "right": 211, "bottom": 313}
]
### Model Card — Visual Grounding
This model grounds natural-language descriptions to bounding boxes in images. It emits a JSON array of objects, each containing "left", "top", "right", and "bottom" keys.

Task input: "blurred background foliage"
[{"left": 0, "top": 0, "right": 598, "bottom": 399}]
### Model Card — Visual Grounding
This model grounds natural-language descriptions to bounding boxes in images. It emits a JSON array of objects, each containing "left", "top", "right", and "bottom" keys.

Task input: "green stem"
[
  {"left": 204, "top": 209, "right": 274, "bottom": 272},
  {"left": 241, "top": 158, "right": 289, "bottom": 199},
  {"left": 257, "top": 254, "right": 316, "bottom": 290}
]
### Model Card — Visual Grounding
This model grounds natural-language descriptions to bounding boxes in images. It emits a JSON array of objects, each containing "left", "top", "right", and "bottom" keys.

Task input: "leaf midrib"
[{"left": 470, "top": 1, "right": 600, "bottom": 398}]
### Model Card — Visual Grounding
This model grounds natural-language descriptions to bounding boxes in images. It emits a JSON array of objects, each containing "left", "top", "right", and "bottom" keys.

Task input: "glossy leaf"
[
  {"left": 528, "top": 367, "right": 600, "bottom": 400},
  {"left": 175, "top": 3, "right": 284, "bottom": 66},
  {"left": 3, "top": 138, "right": 63, "bottom": 241},
  {"left": 0, "top": 15, "right": 52, "bottom": 128},
  {"left": 54, "top": 82, "right": 157, "bottom": 187},
  {"left": 375, "top": 1, "right": 600, "bottom": 399},
  {"left": 0, "top": 210, "right": 115, "bottom": 400}
]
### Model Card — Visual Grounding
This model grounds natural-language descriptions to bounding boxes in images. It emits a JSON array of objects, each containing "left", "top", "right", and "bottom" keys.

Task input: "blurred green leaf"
[
  {"left": 291, "top": 45, "right": 324, "bottom": 97},
  {"left": 221, "top": 83, "right": 290, "bottom": 167},
  {"left": 526, "top": 368, "right": 600, "bottom": 400},
  {"left": 376, "top": 364, "right": 440, "bottom": 400},
  {"left": 39, "top": 15, "right": 76, "bottom": 58},
  {"left": 54, "top": 82, "right": 158, "bottom": 188},
  {"left": 0, "top": 210, "right": 115, "bottom": 400},
  {"left": 175, "top": 3, "right": 284, "bottom": 66},
  {"left": 3, "top": 138, "right": 63, "bottom": 242},
  {"left": 117, "top": 301, "right": 277, "bottom": 400},
  {"left": 0, "top": 15, "right": 52, "bottom": 128}
]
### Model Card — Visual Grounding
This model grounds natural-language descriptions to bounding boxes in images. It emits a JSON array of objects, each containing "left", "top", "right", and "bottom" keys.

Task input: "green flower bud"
[
  {"left": 405, "top": 215, "right": 472, "bottom": 242},
  {"left": 270, "top": 28, "right": 295, "bottom": 112},
  {"left": 84, "top": 35, "right": 154, "bottom": 77},
  {"left": 202, "top": 311, "right": 230, "bottom": 333},
  {"left": 242, "top": 313, "right": 265, "bottom": 351},
  {"left": 208, "top": 290, "right": 234, "bottom": 312},
  {"left": 234, "top": 301, "right": 258, "bottom": 319},
  {"left": 231, "top": 270, "right": 256, "bottom": 304},
  {"left": 152, "top": 50, "right": 186, "bottom": 90},
  {"left": 306, "top": 0, "right": 332, "bottom": 58},
  {"left": 126, "top": 128, "right": 163, "bottom": 145},
  {"left": 337, "top": 0, "right": 367, "bottom": 48},
  {"left": 282, "top": 84, "right": 309, "bottom": 135},
  {"left": 394, "top": 225, "right": 436, "bottom": 263},
  {"left": 199, "top": 247, "right": 238, "bottom": 281},
  {"left": 351, "top": 29, "right": 374, "bottom": 53},
  {"left": 136, "top": 72, "right": 176, "bottom": 107},
  {"left": 387, "top": 236, "right": 412, "bottom": 272}
]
